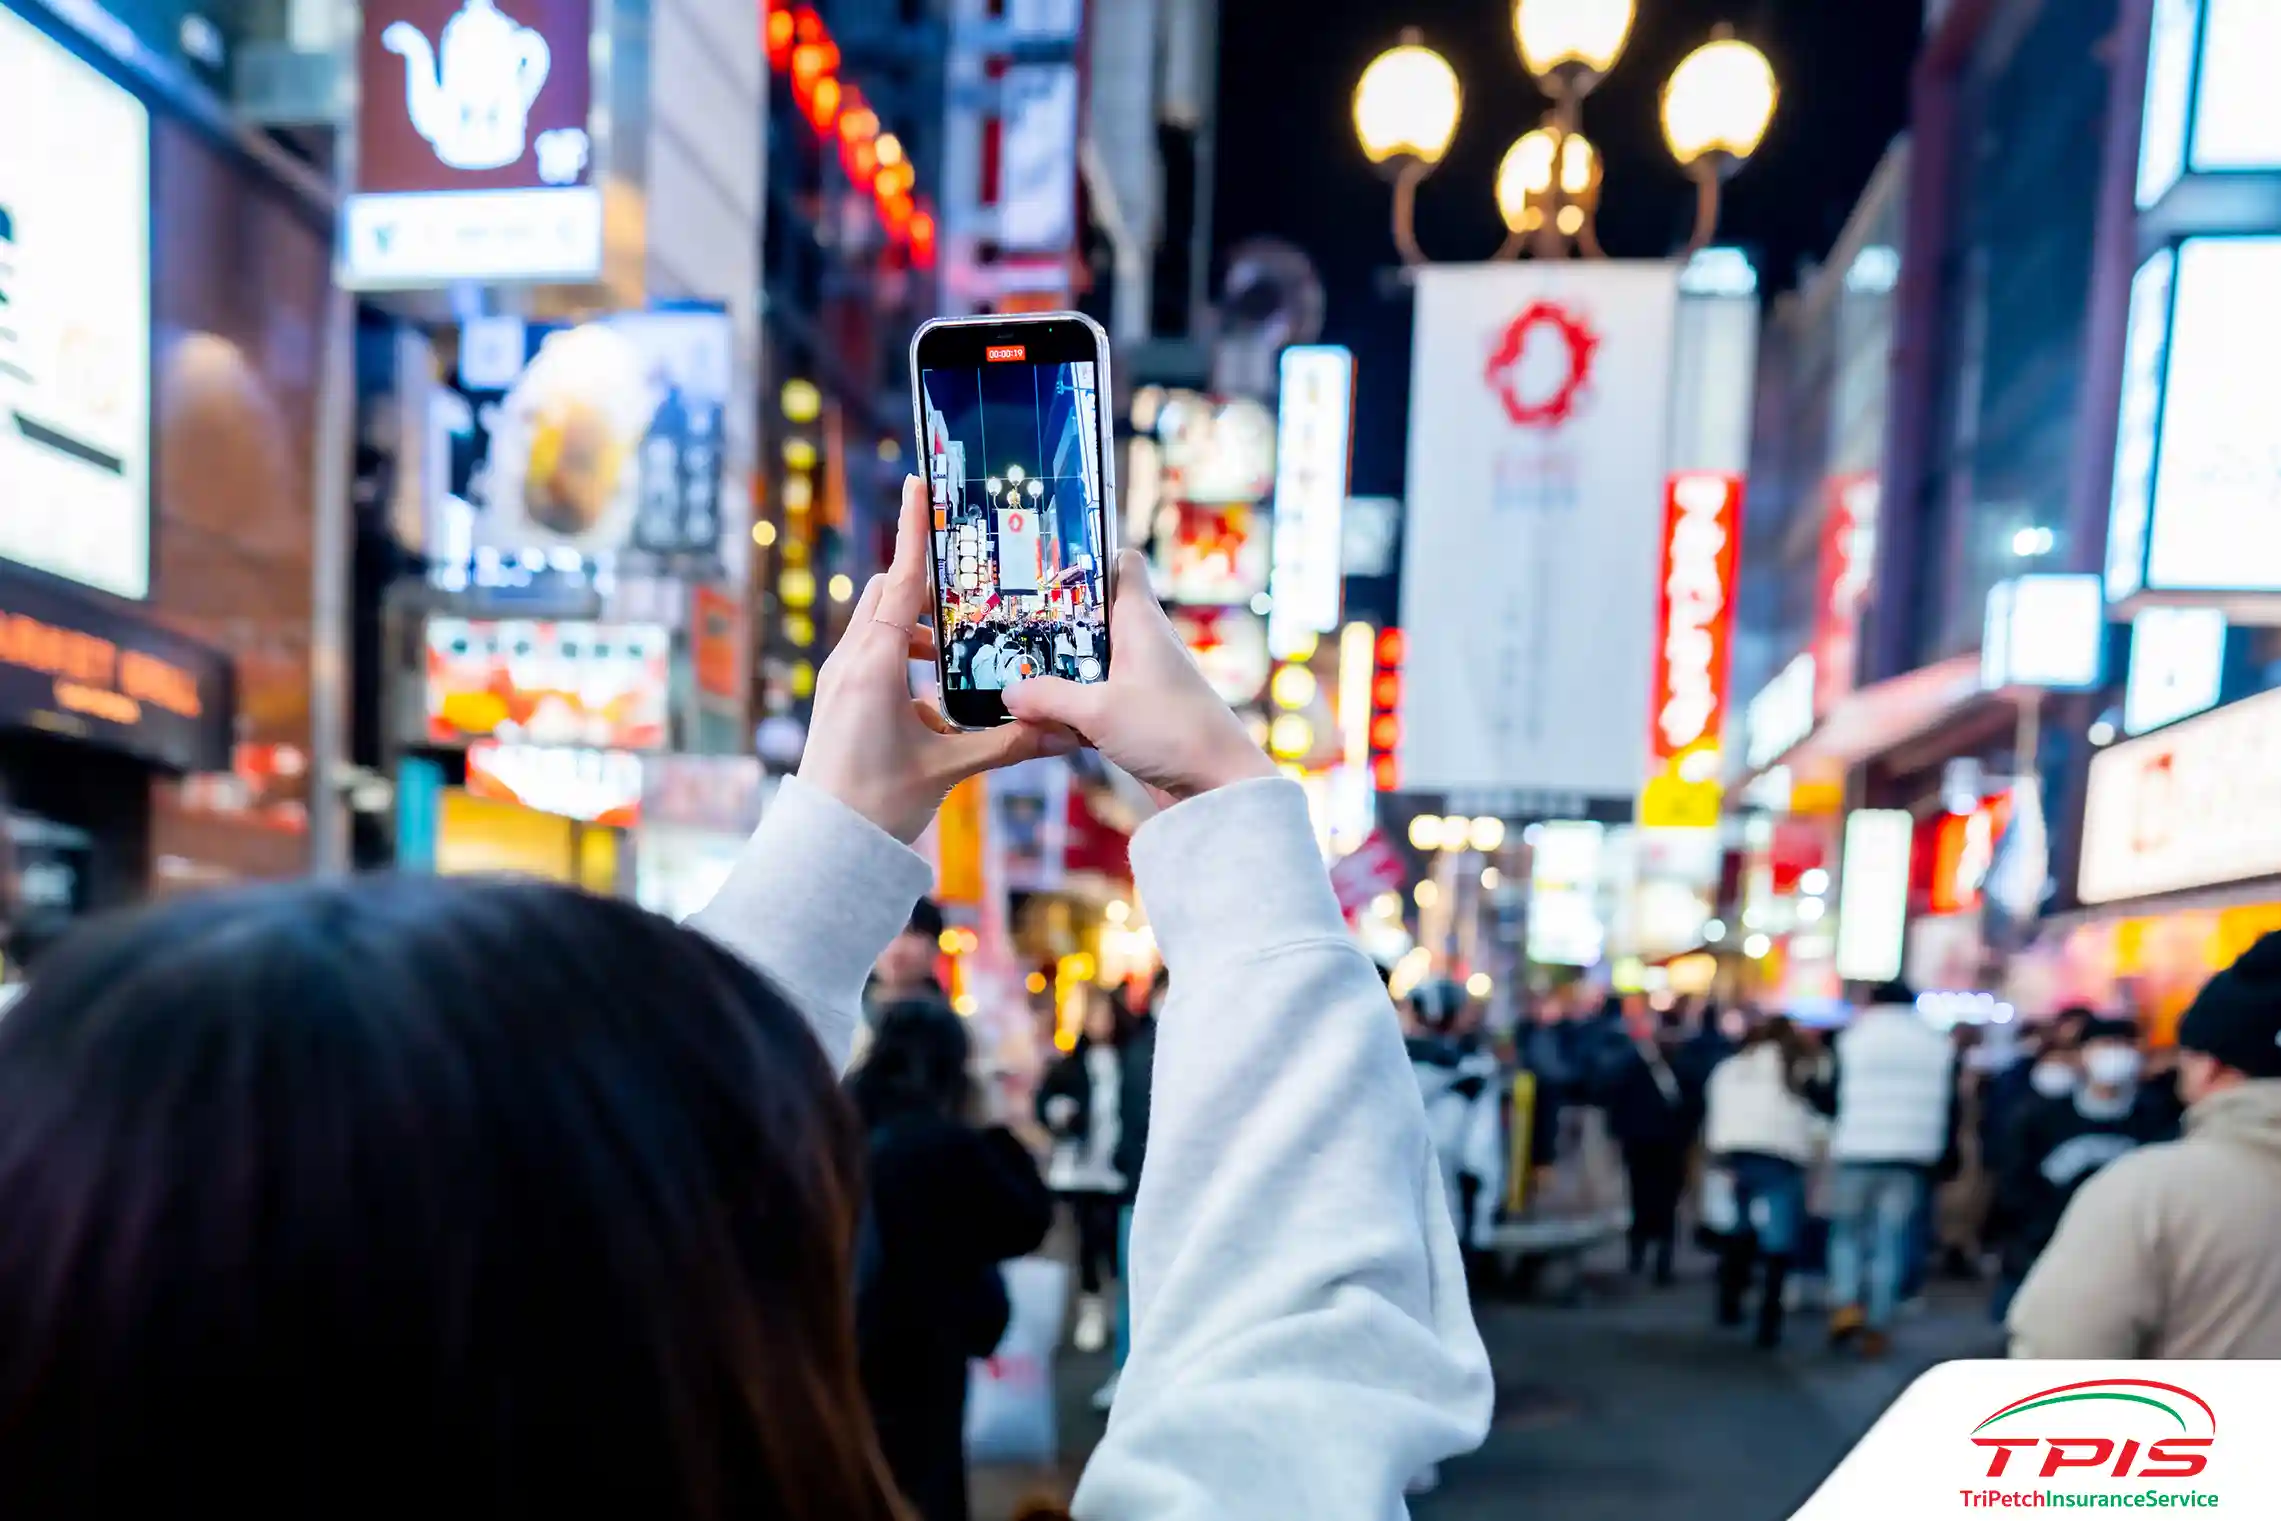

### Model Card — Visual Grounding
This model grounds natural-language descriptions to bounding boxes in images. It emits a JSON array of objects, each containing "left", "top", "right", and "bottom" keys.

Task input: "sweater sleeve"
[
  {"left": 684, "top": 776, "right": 935, "bottom": 1075},
  {"left": 1071, "top": 779, "right": 1493, "bottom": 1521}
]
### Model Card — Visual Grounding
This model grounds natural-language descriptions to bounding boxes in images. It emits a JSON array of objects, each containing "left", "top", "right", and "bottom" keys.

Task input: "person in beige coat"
[{"left": 2008, "top": 932, "right": 2281, "bottom": 1359}]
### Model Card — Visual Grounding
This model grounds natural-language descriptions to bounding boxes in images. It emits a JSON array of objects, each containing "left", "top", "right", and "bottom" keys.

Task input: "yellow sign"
[
  {"left": 1638, "top": 761, "right": 1722, "bottom": 830},
  {"left": 935, "top": 776, "right": 986, "bottom": 906}
]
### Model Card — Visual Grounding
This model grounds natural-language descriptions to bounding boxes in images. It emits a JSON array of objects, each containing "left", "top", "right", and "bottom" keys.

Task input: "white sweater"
[
  {"left": 693, "top": 776, "right": 1493, "bottom": 1518},
  {"left": 1703, "top": 1045, "right": 1824, "bottom": 1165},
  {"left": 1830, "top": 1005, "right": 1956, "bottom": 1166}
]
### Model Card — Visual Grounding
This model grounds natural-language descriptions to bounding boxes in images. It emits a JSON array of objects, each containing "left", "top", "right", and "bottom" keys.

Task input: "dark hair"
[
  {"left": 904, "top": 897, "right": 945, "bottom": 941},
  {"left": 1742, "top": 1013, "right": 1813, "bottom": 1086},
  {"left": 0, "top": 875, "right": 904, "bottom": 1521},
  {"left": 848, "top": 999, "right": 973, "bottom": 1128}
]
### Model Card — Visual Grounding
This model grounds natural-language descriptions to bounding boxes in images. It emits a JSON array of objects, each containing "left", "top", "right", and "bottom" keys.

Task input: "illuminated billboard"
[
  {"left": 425, "top": 618, "right": 669, "bottom": 749},
  {"left": 0, "top": 6, "right": 151, "bottom": 600},
  {"left": 2104, "top": 237, "right": 2281, "bottom": 602}
]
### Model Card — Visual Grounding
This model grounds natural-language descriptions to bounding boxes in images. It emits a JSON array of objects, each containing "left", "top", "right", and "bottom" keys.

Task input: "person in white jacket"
[
  {"left": 1702, "top": 1016, "right": 1826, "bottom": 1347},
  {"left": 1824, "top": 982, "right": 1955, "bottom": 1357},
  {"left": 0, "top": 476, "right": 1492, "bottom": 1521}
]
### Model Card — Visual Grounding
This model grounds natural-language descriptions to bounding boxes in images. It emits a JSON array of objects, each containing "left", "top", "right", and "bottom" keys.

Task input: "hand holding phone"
[
  {"left": 795, "top": 478, "right": 1072, "bottom": 843},
  {"left": 911, "top": 313, "right": 1117, "bottom": 730},
  {"left": 1004, "top": 548, "right": 1278, "bottom": 810}
]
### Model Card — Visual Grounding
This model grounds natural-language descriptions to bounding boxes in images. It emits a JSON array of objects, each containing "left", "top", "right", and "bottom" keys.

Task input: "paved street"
[{"left": 976, "top": 1260, "right": 2004, "bottom": 1519}]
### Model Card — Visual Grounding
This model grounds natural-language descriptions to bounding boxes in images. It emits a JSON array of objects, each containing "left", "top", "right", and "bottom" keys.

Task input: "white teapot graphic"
[{"left": 383, "top": 0, "right": 552, "bottom": 172}]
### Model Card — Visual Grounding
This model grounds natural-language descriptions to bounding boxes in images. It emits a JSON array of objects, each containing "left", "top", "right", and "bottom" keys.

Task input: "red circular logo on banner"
[
  {"left": 1484, "top": 301, "right": 1601, "bottom": 429},
  {"left": 1007, "top": 511, "right": 1025, "bottom": 530}
]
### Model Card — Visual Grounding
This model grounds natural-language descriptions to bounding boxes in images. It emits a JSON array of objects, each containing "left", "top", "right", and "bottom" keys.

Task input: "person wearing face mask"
[
  {"left": 1979, "top": 1014, "right": 2086, "bottom": 1184},
  {"left": 2009, "top": 933, "right": 2281, "bottom": 1358},
  {"left": 1989, "top": 1018, "right": 2176, "bottom": 1324}
]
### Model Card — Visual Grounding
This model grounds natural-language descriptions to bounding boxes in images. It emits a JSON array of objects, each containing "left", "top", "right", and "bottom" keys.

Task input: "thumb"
[{"left": 1003, "top": 674, "right": 1104, "bottom": 735}]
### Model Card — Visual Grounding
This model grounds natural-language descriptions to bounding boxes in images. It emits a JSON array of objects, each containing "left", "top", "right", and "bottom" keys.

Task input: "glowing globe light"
[
  {"left": 1353, "top": 42, "right": 1462, "bottom": 166},
  {"left": 1662, "top": 35, "right": 1778, "bottom": 168},
  {"left": 1513, "top": 0, "right": 1636, "bottom": 84}
]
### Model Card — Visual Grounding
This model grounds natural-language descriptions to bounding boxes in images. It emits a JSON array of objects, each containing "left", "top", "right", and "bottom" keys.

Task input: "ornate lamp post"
[{"left": 1355, "top": 1, "right": 1778, "bottom": 264}]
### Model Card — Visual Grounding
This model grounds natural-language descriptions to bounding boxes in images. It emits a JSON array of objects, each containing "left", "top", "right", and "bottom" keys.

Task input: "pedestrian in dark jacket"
[
  {"left": 850, "top": 1000, "right": 1054, "bottom": 1521},
  {"left": 1086, "top": 966, "right": 1161, "bottom": 1413},
  {"left": 1991, "top": 1017, "right": 2176, "bottom": 1323},
  {"left": 1036, "top": 993, "right": 1135, "bottom": 1352},
  {"left": 1592, "top": 996, "right": 1696, "bottom": 1285}
]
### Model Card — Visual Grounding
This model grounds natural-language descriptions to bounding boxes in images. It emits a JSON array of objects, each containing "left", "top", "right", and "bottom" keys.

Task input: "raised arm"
[
  {"left": 1005, "top": 556, "right": 1493, "bottom": 1520},
  {"left": 690, "top": 476, "right": 1068, "bottom": 1070},
  {"left": 1073, "top": 780, "right": 1493, "bottom": 1518}
]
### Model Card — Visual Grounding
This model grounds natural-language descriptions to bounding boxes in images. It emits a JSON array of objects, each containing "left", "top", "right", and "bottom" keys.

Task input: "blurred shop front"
[
  {"left": 2019, "top": 687, "right": 2281, "bottom": 1044},
  {"left": 0, "top": 571, "right": 234, "bottom": 948},
  {"left": 2, "top": 0, "right": 328, "bottom": 902}
]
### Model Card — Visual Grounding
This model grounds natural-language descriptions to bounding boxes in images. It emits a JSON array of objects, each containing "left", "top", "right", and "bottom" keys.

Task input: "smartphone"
[{"left": 909, "top": 312, "right": 1117, "bottom": 729}]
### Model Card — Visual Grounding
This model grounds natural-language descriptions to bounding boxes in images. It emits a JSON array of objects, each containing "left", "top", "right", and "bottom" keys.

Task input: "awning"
[{"left": 1761, "top": 653, "right": 1995, "bottom": 776}]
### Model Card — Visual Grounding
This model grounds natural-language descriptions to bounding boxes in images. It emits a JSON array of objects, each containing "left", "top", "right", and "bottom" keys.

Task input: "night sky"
[{"left": 1211, "top": 0, "right": 1926, "bottom": 498}]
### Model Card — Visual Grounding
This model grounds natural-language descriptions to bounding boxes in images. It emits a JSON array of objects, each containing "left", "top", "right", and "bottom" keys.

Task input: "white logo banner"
[
  {"left": 1398, "top": 261, "right": 1681, "bottom": 797},
  {"left": 1795, "top": 1361, "right": 2278, "bottom": 1519}
]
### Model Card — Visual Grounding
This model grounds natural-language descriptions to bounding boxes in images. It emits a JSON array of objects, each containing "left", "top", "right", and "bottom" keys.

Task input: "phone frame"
[{"left": 908, "top": 311, "right": 1119, "bottom": 730}]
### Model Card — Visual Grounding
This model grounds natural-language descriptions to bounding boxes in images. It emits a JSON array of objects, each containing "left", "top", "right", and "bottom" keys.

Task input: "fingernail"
[{"left": 1001, "top": 674, "right": 1027, "bottom": 694}]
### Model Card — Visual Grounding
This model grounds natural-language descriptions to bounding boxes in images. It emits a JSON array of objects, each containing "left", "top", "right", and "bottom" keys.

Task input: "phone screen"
[{"left": 915, "top": 318, "right": 1112, "bottom": 728}]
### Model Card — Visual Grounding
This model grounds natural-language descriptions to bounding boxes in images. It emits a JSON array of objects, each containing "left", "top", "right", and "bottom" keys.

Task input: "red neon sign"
[
  {"left": 761, "top": 2, "right": 936, "bottom": 269},
  {"left": 1640, "top": 472, "right": 1745, "bottom": 830}
]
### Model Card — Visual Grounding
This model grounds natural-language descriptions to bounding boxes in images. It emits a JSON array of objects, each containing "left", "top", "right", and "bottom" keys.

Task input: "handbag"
[{"left": 965, "top": 1255, "right": 1070, "bottom": 1465}]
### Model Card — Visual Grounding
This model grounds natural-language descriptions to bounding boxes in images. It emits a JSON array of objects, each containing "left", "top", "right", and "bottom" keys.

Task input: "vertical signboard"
[
  {"left": 1813, "top": 473, "right": 1878, "bottom": 716},
  {"left": 1835, "top": 808, "right": 1912, "bottom": 983},
  {"left": 934, "top": 774, "right": 986, "bottom": 906},
  {"left": 691, "top": 583, "right": 745, "bottom": 711},
  {"left": 345, "top": 0, "right": 600, "bottom": 286},
  {"left": 0, "top": 6, "right": 152, "bottom": 601},
  {"left": 1399, "top": 262, "right": 1681, "bottom": 798},
  {"left": 1639, "top": 472, "right": 1743, "bottom": 830},
  {"left": 2137, "top": 0, "right": 2201, "bottom": 209},
  {"left": 2105, "top": 249, "right": 2176, "bottom": 602},
  {"left": 1267, "top": 346, "right": 1354, "bottom": 657},
  {"left": 2142, "top": 238, "right": 2281, "bottom": 594}
]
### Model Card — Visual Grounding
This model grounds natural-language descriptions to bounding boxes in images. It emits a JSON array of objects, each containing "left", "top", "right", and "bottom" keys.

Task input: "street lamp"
[
  {"left": 1352, "top": 30, "right": 1465, "bottom": 266},
  {"left": 1661, "top": 26, "right": 1780, "bottom": 250},
  {"left": 1356, "top": 2, "right": 1775, "bottom": 263}
]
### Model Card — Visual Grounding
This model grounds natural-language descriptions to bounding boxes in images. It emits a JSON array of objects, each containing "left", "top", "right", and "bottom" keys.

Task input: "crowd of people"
[
  {"left": 944, "top": 609, "right": 1105, "bottom": 692},
  {"left": 1391, "top": 949, "right": 2281, "bottom": 1368}
]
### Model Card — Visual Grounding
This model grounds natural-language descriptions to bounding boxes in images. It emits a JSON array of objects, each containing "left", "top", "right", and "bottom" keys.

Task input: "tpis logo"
[{"left": 1971, "top": 1379, "right": 2216, "bottom": 1482}]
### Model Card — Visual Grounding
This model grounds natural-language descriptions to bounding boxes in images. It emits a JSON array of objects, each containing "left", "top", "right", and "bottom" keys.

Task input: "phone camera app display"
[{"left": 918, "top": 359, "right": 1109, "bottom": 693}]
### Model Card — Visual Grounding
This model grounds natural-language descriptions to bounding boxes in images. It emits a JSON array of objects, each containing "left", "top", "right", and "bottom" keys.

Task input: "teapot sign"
[{"left": 346, "top": 0, "right": 598, "bottom": 287}]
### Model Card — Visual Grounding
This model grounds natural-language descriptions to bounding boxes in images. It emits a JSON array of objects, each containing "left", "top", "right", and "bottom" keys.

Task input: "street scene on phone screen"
[
  {"left": 11, "top": 1, "right": 2281, "bottom": 1520},
  {"left": 920, "top": 360, "right": 1108, "bottom": 693}
]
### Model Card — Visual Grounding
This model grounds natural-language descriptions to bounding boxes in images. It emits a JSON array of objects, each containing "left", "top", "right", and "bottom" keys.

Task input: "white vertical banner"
[
  {"left": 995, "top": 507, "right": 1042, "bottom": 594},
  {"left": 1399, "top": 262, "right": 1682, "bottom": 797},
  {"left": 997, "top": 64, "right": 1080, "bottom": 252},
  {"left": 1267, "top": 345, "right": 1354, "bottom": 656}
]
